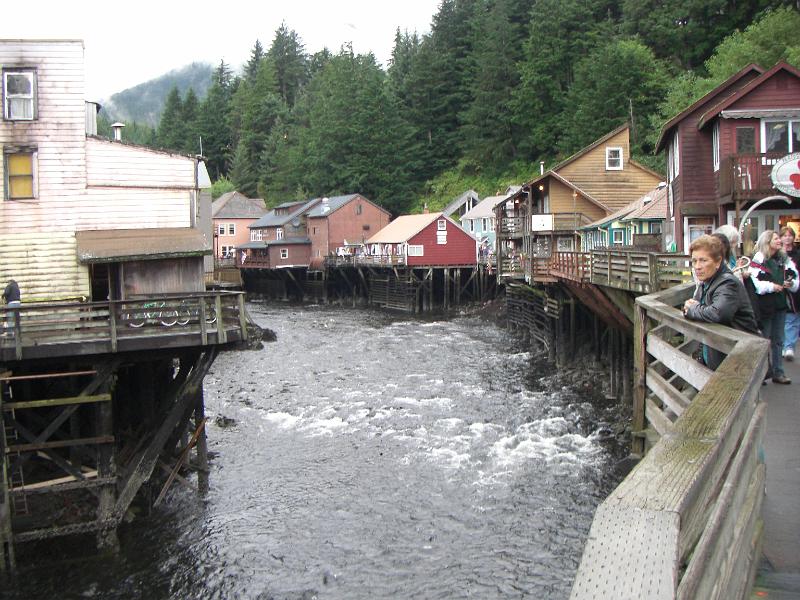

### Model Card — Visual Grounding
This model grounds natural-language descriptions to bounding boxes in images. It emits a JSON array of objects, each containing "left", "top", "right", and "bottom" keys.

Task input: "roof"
[
  {"left": 212, "top": 191, "right": 266, "bottom": 219},
  {"left": 622, "top": 186, "right": 668, "bottom": 221},
  {"left": 237, "top": 241, "right": 267, "bottom": 249},
  {"left": 366, "top": 213, "right": 442, "bottom": 244},
  {"left": 76, "top": 228, "right": 209, "bottom": 263},
  {"left": 306, "top": 194, "right": 360, "bottom": 218},
  {"left": 441, "top": 190, "right": 480, "bottom": 217},
  {"left": 462, "top": 196, "right": 505, "bottom": 220},
  {"left": 266, "top": 237, "right": 310, "bottom": 246},
  {"left": 249, "top": 198, "right": 320, "bottom": 229},
  {"left": 697, "top": 62, "right": 800, "bottom": 130},
  {"left": 581, "top": 185, "right": 667, "bottom": 229},
  {"left": 654, "top": 64, "right": 764, "bottom": 152}
]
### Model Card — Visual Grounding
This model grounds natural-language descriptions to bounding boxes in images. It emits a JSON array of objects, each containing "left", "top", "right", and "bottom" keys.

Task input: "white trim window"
[
  {"left": 408, "top": 245, "right": 424, "bottom": 257},
  {"left": 668, "top": 134, "right": 680, "bottom": 181},
  {"left": 228, "top": 223, "right": 235, "bottom": 235},
  {"left": 276, "top": 227, "right": 284, "bottom": 240},
  {"left": 4, "top": 150, "right": 38, "bottom": 200},
  {"left": 612, "top": 229, "right": 625, "bottom": 245},
  {"left": 279, "top": 248, "right": 289, "bottom": 259},
  {"left": 712, "top": 122, "right": 720, "bottom": 172},
  {"left": 220, "top": 245, "right": 234, "bottom": 258},
  {"left": 3, "top": 69, "right": 36, "bottom": 121},
  {"left": 606, "top": 147, "right": 623, "bottom": 171},
  {"left": 437, "top": 219, "right": 447, "bottom": 231},
  {"left": 250, "top": 229, "right": 262, "bottom": 242},
  {"left": 761, "top": 119, "right": 800, "bottom": 163},
  {"left": 482, "top": 218, "right": 489, "bottom": 231}
]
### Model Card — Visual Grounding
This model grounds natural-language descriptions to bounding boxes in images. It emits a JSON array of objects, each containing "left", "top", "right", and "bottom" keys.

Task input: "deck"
[{"left": 0, "top": 291, "right": 249, "bottom": 362}]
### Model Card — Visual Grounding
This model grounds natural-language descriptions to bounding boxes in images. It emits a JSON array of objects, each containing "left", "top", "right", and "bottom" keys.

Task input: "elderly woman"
[
  {"left": 683, "top": 235, "right": 759, "bottom": 370},
  {"left": 748, "top": 230, "right": 799, "bottom": 384},
  {"left": 780, "top": 226, "right": 800, "bottom": 360}
]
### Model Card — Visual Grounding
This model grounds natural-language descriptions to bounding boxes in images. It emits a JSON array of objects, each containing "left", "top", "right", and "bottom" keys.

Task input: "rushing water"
[{"left": 5, "top": 303, "right": 625, "bottom": 600}]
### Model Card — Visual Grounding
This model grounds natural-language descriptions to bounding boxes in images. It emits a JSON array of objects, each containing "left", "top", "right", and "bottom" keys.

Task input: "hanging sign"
[{"left": 770, "top": 152, "right": 800, "bottom": 197}]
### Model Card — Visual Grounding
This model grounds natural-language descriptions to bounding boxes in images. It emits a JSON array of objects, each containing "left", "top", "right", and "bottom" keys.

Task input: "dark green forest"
[{"left": 106, "top": 1, "right": 800, "bottom": 214}]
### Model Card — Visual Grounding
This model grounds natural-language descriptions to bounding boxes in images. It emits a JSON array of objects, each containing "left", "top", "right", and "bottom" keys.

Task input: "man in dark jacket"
[
  {"left": 683, "top": 236, "right": 759, "bottom": 370},
  {"left": 2, "top": 279, "right": 21, "bottom": 336}
]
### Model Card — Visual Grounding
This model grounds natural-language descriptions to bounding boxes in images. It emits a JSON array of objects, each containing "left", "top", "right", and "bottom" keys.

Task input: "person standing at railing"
[
  {"left": 2, "top": 279, "right": 21, "bottom": 337},
  {"left": 748, "top": 230, "right": 799, "bottom": 384},
  {"left": 779, "top": 226, "right": 800, "bottom": 361},
  {"left": 683, "top": 235, "right": 759, "bottom": 371}
]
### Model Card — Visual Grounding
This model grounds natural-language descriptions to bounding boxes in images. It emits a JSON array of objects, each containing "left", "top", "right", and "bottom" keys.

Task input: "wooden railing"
[
  {"left": 550, "top": 251, "right": 590, "bottom": 282},
  {"left": 0, "top": 291, "right": 248, "bottom": 361},
  {"left": 325, "top": 255, "right": 407, "bottom": 267},
  {"left": 590, "top": 249, "right": 691, "bottom": 293},
  {"left": 571, "top": 283, "right": 768, "bottom": 599},
  {"left": 499, "top": 217, "right": 523, "bottom": 237},
  {"left": 718, "top": 153, "right": 784, "bottom": 201}
]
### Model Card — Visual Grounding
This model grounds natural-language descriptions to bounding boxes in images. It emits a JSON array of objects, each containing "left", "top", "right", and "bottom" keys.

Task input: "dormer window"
[
  {"left": 3, "top": 69, "right": 37, "bottom": 121},
  {"left": 605, "top": 147, "right": 623, "bottom": 171}
]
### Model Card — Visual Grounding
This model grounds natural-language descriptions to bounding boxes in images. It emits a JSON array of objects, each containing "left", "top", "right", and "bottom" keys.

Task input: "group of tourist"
[{"left": 683, "top": 226, "right": 799, "bottom": 384}]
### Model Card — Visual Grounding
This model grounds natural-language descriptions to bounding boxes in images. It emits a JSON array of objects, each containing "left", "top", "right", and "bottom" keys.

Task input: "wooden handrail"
[{"left": 571, "top": 282, "right": 769, "bottom": 599}]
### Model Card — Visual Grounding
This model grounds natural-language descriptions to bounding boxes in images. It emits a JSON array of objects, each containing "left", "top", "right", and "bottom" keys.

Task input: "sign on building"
[{"left": 771, "top": 153, "right": 800, "bottom": 197}]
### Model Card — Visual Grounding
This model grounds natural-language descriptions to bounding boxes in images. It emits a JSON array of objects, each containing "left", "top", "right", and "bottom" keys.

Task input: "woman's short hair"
[
  {"left": 689, "top": 234, "right": 724, "bottom": 261},
  {"left": 714, "top": 224, "right": 741, "bottom": 247},
  {"left": 755, "top": 229, "right": 786, "bottom": 260},
  {"left": 779, "top": 226, "right": 796, "bottom": 239}
]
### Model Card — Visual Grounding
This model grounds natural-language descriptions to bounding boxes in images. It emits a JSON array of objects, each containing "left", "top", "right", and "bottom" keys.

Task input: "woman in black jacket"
[{"left": 683, "top": 235, "right": 759, "bottom": 370}]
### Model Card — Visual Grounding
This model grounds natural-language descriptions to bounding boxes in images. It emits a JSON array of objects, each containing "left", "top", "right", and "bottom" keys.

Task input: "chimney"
[
  {"left": 423, "top": 203, "right": 429, "bottom": 214},
  {"left": 111, "top": 122, "right": 125, "bottom": 141},
  {"left": 540, "top": 161, "right": 545, "bottom": 175}
]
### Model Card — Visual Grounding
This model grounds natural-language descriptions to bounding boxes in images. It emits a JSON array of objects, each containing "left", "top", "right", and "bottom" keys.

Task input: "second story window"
[
  {"left": 712, "top": 123, "right": 720, "bottom": 172},
  {"left": 437, "top": 219, "right": 447, "bottom": 231},
  {"left": 4, "top": 150, "right": 37, "bottom": 200},
  {"left": 276, "top": 228, "right": 284, "bottom": 240},
  {"left": 250, "top": 229, "right": 262, "bottom": 241},
  {"left": 605, "top": 147, "right": 623, "bottom": 171},
  {"left": 228, "top": 223, "right": 235, "bottom": 235},
  {"left": 3, "top": 69, "right": 36, "bottom": 120}
]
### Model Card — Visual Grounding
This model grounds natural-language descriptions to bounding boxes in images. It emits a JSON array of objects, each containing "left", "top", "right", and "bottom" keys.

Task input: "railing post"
[
  {"left": 13, "top": 309, "right": 22, "bottom": 361},
  {"left": 647, "top": 254, "right": 659, "bottom": 293},
  {"left": 109, "top": 302, "right": 118, "bottom": 353},
  {"left": 237, "top": 293, "right": 248, "bottom": 341},
  {"left": 215, "top": 294, "right": 226, "bottom": 344},
  {"left": 607, "top": 250, "right": 612, "bottom": 285},
  {"left": 199, "top": 297, "right": 208, "bottom": 345},
  {"left": 632, "top": 302, "right": 650, "bottom": 457}
]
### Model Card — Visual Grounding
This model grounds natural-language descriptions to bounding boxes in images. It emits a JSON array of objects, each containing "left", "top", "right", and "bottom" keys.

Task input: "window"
[
  {"left": 668, "top": 135, "right": 679, "bottom": 181},
  {"left": 650, "top": 221, "right": 662, "bottom": 234},
  {"left": 217, "top": 224, "right": 226, "bottom": 235},
  {"left": 482, "top": 218, "right": 489, "bottom": 231},
  {"left": 408, "top": 245, "right": 424, "bottom": 257},
  {"left": 612, "top": 229, "right": 624, "bottom": 245},
  {"left": 3, "top": 69, "right": 36, "bottom": 120},
  {"left": 712, "top": 123, "right": 720, "bottom": 172},
  {"left": 220, "top": 245, "right": 234, "bottom": 258},
  {"left": 736, "top": 127, "right": 755, "bottom": 154},
  {"left": 437, "top": 219, "right": 447, "bottom": 231},
  {"left": 276, "top": 228, "right": 284, "bottom": 240},
  {"left": 4, "top": 151, "right": 36, "bottom": 199},
  {"left": 356, "top": 204, "right": 363, "bottom": 215},
  {"left": 312, "top": 226, "right": 317, "bottom": 235},
  {"left": 606, "top": 147, "right": 623, "bottom": 170},
  {"left": 437, "top": 231, "right": 447, "bottom": 245},
  {"left": 686, "top": 217, "right": 715, "bottom": 245},
  {"left": 280, "top": 248, "right": 289, "bottom": 259},
  {"left": 761, "top": 120, "right": 800, "bottom": 163},
  {"left": 228, "top": 223, "right": 235, "bottom": 235},
  {"left": 362, "top": 224, "right": 370, "bottom": 231},
  {"left": 469, "top": 219, "right": 475, "bottom": 232},
  {"left": 250, "top": 229, "right": 262, "bottom": 241}
]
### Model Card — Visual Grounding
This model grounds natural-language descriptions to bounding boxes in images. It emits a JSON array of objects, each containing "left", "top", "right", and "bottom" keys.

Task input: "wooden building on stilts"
[{"left": 0, "top": 39, "right": 249, "bottom": 569}]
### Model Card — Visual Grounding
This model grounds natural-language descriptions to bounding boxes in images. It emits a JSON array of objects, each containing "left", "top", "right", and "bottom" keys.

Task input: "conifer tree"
[
  {"left": 155, "top": 86, "right": 185, "bottom": 151},
  {"left": 245, "top": 40, "right": 265, "bottom": 81},
  {"left": 268, "top": 23, "right": 309, "bottom": 107},
  {"left": 180, "top": 87, "right": 200, "bottom": 154}
]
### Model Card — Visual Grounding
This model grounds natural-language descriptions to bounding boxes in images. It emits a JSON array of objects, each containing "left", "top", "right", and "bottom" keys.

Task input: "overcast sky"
[{"left": 4, "top": 0, "right": 440, "bottom": 100}]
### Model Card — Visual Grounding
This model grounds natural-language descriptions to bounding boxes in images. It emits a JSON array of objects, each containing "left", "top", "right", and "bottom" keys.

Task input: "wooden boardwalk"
[{"left": 753, "top": 357, "right": 800, "bottom": 598}]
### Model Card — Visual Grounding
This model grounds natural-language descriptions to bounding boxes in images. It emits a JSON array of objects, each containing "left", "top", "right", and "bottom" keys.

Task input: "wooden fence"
[
  {"left": 0, "top": 291, "right": 248, "bottom": 361},
  {"left": 571, "top": 282, "right": 768, "bottom": 599},
  {"left": 590, "top": 249, "right": 691, "bottom": 293}
]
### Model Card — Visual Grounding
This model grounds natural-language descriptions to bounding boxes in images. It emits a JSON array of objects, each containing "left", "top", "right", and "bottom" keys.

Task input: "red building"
[
  {"left": 656, "top": 62, "right": 800, "bottom": 252},
  {"left": 307, "top": 194, "right": 391, "bottom": 261},
  {"left": 366, "top": 213, "right": 477, "bottom": 267}
]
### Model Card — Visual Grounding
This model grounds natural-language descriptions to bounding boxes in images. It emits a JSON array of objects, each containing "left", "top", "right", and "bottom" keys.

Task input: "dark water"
[{"left": 4, "top": 304, "right": 625, "bottom": 600}]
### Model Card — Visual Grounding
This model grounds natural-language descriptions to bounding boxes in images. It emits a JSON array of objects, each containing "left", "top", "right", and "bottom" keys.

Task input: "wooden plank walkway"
[{"left": 753, "top": 357, "right": 800, "bottom": 599}]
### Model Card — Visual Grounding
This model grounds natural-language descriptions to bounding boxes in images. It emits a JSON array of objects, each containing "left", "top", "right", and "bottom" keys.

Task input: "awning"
[
  {"left": 720, "top": 108, "right": 800, "bottom": 120},
  {"left": 76, "top": 228, "right": 210, "bottom": 264}
]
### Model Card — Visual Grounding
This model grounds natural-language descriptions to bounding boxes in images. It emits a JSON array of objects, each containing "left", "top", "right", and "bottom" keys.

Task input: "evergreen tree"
[
  {"left": 557, "top": 38, "right": 668, "bottom": 156},
  {"left": 214, "top": 59, "right": 234, "bottom": 90},
  {"left": 180, "top": 87, "right": 200, "bottom": 154},
  {"left": 268, "top": 23, "right": 309, "bottom": 107},
  {"left": 155, "top": 86, "right": 185, "bottom": 151},
  {"left": 245, "top": 40, "right": 265, "bottom": 81},
  {"left": 387, "top": 28, "right": 420, "bottom": 104},
  {"left": 197, "top": 78, "right": 233, "bottom": 179}
]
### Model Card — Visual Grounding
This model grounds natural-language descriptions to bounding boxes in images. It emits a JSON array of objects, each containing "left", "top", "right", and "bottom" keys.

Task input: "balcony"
[
  {"left": 0, "top": 291, "right": 249, "bottom": 362},
  {"left": 531, "top": 213, "right": 593, "bottom": 233},
  {"left": 718, "top": 153, "right": 784, "bottom": 204},
  {"left": 499, "top": 217, "right": 523, "bottom": 238},
  {"left": 325, "top": 255, "right": 407, "bottom": 268}
]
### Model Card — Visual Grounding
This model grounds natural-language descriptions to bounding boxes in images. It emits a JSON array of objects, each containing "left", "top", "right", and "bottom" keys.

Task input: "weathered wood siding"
[
  {"left": 0, "top": 41, "right": 203, "bottom": 301},
  {"left": 549, "top": 179, "right": 607, "bottom": 221},
  {"left": 123, "top": 258, "right": 204, "bottom": 297},
  {"left": 557, "top": 129, "right": 662, "bottom": 212}
]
